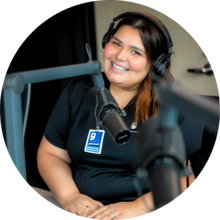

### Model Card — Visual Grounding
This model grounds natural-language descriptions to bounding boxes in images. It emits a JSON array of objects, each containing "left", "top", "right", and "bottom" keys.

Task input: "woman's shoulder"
[
  {"left": 64, "top": 75, "right": 93, "bottom": 96},
  {"left": 68, "top": 72, "right": 109, "bottom": 92},
  {"left": 70, "top": 75, "right": 93, "bottom": 88}
]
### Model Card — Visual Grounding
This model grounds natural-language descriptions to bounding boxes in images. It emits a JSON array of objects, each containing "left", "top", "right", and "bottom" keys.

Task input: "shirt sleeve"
[{"left": 44, "top": 80, "right": 76, "bottom": 149}]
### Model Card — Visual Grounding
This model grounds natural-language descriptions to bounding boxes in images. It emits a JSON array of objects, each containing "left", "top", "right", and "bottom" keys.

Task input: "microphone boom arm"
[
  {"left": 2, "top": 59, "right": 103, "bottom": 180},
  {"left": 155, "top": 80, "right": 219, "bottom": 132}
]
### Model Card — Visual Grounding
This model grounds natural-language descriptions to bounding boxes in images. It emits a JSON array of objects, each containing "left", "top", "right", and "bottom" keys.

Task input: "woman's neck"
[{"left": 109, "top": 83, "right": 139, "bottom": 109}]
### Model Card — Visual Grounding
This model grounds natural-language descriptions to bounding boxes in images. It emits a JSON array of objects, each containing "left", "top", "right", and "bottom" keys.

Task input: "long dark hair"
[{"left": 111, "top": 15, "right": 174, "bottom": 124}]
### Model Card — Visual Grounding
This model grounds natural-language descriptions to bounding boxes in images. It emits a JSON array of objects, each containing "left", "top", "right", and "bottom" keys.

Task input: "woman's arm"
[
  {"left": 133, "top": 192, "right": 154, "bottom": 213},
  {"left": 37, "top": 136, "right": 103, "bottom": 216},
  {"left": 180, "top": 160, "right": 195, "bottom": 191},
  {"left": 37, "top": 136, "right": 77, "bottom": 204}
]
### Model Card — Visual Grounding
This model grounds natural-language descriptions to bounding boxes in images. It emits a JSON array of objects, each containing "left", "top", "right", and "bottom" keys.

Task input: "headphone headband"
[{"left": 112, "top": 11, "right": 173, "bottom": 48}]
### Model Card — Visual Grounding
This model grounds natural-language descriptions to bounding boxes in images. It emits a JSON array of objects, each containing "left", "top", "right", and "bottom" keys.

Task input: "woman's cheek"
[
  {"left": 104, "top": 42, "right": 116, "bottom": 58},
  {"left": 129, "top": 58, "right": 147, "bottom": 71}
]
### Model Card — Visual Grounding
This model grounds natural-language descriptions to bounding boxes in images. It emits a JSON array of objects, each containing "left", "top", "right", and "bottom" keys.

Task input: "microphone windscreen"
[{"left": 84, "top": 87, "right": 118, "bottom": 119}]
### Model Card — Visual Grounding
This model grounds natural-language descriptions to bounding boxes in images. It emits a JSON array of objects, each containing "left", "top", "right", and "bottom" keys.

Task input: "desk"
[{"left": 33, "top": 187, "right": 62, "bottom": 208}]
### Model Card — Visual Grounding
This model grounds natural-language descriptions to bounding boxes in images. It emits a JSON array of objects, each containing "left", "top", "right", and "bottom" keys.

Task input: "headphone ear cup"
[
  {"left": 102, "top": 28, "right": 116, "bottom": 49},
  {"left": 153, "top": 54, "right": 168, "bottom": 76},
  {"left": 102, "top": 32, "right": 110, "bottom": 49}
]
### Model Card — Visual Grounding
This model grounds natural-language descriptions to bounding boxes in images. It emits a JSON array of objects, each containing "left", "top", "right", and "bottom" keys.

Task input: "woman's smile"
[{"left": 111, "top": 62, "right": 129, "bottom": 72}]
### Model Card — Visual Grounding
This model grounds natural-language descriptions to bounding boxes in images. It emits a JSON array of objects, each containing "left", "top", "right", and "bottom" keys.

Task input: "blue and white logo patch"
[
  {"left": 130, "top": 122, "right": 141, "bottom": 133},
  {"left": 84, "top": 130, "right": 105, "bottom": 154}
]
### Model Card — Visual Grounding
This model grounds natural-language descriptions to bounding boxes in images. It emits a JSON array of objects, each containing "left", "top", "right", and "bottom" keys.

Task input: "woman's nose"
[{"left": 116, "top": 48, "right": 127, "bottom": 61}]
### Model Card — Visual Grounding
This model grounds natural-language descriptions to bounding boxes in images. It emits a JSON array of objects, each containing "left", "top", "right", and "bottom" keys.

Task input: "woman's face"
[{"left": 103, "top": 25, "right": 150, "bottom": 90}]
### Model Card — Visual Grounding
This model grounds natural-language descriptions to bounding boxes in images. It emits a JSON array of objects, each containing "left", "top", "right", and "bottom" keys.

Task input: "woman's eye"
[
  {"left": 132, "top": 50, "right": 140, "bottom": 55},
  {"left": 111, "top": 42, "right": 141, "bottom": 55},
  {"left": 113, "top": 42, "right": 120, "bottom": 46}
]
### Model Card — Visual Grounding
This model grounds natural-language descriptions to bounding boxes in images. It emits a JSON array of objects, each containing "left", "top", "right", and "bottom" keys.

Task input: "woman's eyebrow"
[{"left": 112, "top": 37, "right": 146, "bottom": 54}]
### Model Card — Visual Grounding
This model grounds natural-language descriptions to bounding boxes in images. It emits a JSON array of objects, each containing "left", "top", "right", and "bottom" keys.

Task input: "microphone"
[
  {"left": 84, "top": 87, "right": 131, "bottom": 144},
  {"left": 136, "top": 116, "right": 186, "bottom": 209},
  {"left": 187, "top": 63, "right": 213, "bottom": 76}
]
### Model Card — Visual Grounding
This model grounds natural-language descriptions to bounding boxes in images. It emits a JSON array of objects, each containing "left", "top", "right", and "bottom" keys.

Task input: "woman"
[{"left": 37, "top": 12, "right": 174, "bottom": 219}]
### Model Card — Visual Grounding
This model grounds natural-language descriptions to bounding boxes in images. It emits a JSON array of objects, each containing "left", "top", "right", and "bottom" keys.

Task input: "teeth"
[{"left": 112, "top": 62, "right": 128, "bottom": 71}]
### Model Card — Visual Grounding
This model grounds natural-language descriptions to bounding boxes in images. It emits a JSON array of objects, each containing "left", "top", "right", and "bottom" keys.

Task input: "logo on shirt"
[
  {"left": 130, "top": 122, "right": 140, "bottom": 133},
  {"left": 130, "top": 123, "right": 137, "bottom": 130},
  {"left": 88, "top": 132, "right": 102, "bottom": 145}
]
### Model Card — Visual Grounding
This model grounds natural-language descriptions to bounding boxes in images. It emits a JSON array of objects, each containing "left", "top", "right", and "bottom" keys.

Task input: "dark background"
[{"left": 1, "top": 2, "right": 97, "bottom": 190}]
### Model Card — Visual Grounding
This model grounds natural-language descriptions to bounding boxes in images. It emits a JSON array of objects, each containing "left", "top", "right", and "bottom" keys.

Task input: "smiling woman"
[{"left": 37, "top": 12, "right": 188, "bottom": 220}]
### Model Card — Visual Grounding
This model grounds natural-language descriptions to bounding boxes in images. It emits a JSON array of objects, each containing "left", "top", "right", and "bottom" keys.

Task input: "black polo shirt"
[{"left": 44, "top": 73, "right": 205, "bottom": 204}]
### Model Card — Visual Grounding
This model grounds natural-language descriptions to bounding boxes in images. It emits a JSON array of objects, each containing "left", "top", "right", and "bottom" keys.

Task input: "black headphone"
[{"left": 102, "top": 11, "right": 174, "bottom": 77}]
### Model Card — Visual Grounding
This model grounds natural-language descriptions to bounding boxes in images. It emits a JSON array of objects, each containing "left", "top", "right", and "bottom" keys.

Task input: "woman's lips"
[{"left": 111, "top": 62, "right": 129, "bottom": 72}]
